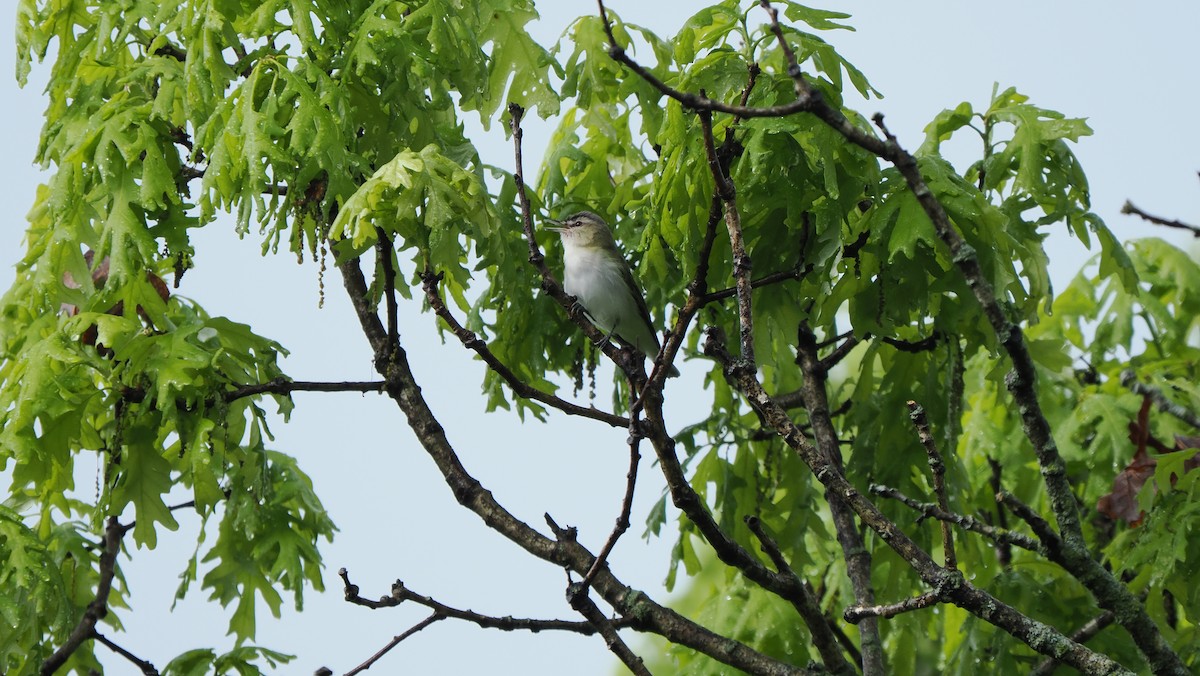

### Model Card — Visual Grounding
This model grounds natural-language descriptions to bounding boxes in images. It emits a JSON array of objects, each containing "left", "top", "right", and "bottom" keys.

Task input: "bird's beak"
[{"left": 544, "top": 217, "right": 565, "bottom": 233}]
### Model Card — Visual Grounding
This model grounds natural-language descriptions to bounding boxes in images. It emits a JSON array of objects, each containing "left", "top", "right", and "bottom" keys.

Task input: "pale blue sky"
[{"left": 2, "top": 2, "right": 1197, "bottom": 674}]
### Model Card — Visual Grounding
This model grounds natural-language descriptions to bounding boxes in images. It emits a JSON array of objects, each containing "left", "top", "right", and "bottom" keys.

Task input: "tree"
[{"left": 3, "top": 0, "right": 1199, "bottom": 674}]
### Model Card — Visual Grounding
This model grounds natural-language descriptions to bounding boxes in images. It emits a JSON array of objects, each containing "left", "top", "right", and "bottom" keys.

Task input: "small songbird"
[{"left": 547, "top": 211, "right": 678, "bottom": 376}]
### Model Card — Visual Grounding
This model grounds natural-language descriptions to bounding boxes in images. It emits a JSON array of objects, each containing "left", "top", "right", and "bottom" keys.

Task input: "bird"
[{"left": 547, "top": 211, "right": 679, "bottom": 377}]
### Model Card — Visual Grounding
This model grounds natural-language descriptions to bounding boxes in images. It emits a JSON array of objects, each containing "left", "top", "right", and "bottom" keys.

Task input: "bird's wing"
[{"left": 620, "top": 260, "right": 660, "bottom": 351}]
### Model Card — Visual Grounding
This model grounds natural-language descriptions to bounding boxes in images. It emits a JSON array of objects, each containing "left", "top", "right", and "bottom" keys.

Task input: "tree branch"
[
  {"left": 703, "top": 329, "right": 1131, "bottom": 675},
  {"left": 794, "top": 322, "right": 885, "bottom": 674},
  {"left": 1121, "top": 370, "right": 1200, "bottom": 431},
  {"left": 224, "top": 378, "right": 387, "bottom": 402},
  {"left": 844, "top": 591, "right": 941, "bottom": 623},
  {"left": 698, "top": 107, "right": 756, "bottom": 366},
  {"left": 345, "top": 613, "right": 445, "bottom": 676},
  {"left": 93, "top": 631, "right": 159, "bottom": 675},
  {"left": 996, "top": 490, "right": 1066, "bottom": 559},
  {"left": 746, "top": 516, "right": 856, "bottom": 671},
  {"left": 580, "top": 423, "right": 643, "bottom": 588},
  {"left": 987, "top": 457, "right": 1013, "bottom": 567},
  {"left": 1031, "top": 610, "right": 1118, "bottom": 676},
  {"left": 566, "top": 582, "right": 651, "bottom": 676},
  {"left": 338, "top": 257, "right": 807, "bottom": 675},
  {"left": 420, "top": 269, "right": 628, "bottom": 428},
  {"left": 1121, "top": 200, "right": 1200, "bottom": 237},
  {"left": 870, "top": 484, "right": 1043, "bottom": 554},
  {"left": 40, "top": 517, "right": 125, "bottom": 675},
  {"left": 698, "top": 266, "right": 806, "bottom": 306},
  {"left": 908, "top": 401, "right": 957, "bottom": 570},
  {"left": 820, "top": 333, "right": 861, "bottom": 371},
  {"left": 507, "top": 103, "right": 644, "bottom": 380},
  {"left": 337, "top": 569, "right": 636, "bottom": 634}
]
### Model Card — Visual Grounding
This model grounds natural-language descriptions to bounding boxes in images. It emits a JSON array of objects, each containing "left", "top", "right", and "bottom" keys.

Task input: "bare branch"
[
  {"left": 337, "top": 569, "right": 635, "bottom": 634},
  {"left": 795, "top": 322, "right": 885, "bottom": 674},
  {"left": 820, "top": 333, "right": 861, "bottom": 370},
  {"left": 908, "top": 401, "right": 957, "bottom": 570},
  {"left": 93, "top": 632, "right": 159, "bottom": 675},
  {"left": 338, "top": 257, "right": 808, "bottom": 675},
  {"left": 1122, "top": 200, "right": 1200, "bottom": 237},
  {"left": 224, "top": 378, "right": 387, "bottom": 402},
  {"left": 581, "top": 424, "right": 643, "bottom": 588},
  {"left": 845, "top": 591, "right": 941, "bottom": 623},
  {"left": 996, "top": 490, "right": 1066, "bottom": 558},
  {"left": 420, "top": 269, "right": 628, "bottom": 428},
  {"left": 1121, "top": 370, "right": 1200, "bottom": 430},
  {"left": 698, "top": 108, "right": 756, "bottom": 365},
  {"left": 758, "top": 1, "right": 805, "bottom": 85},
  {"left": 698, "top": 266, "right": 805, "bottom": 306},
  {"left": 880, "top": 333, "right": 941, "bottom": 353},
  {"left": 345, "top": 613, "right": 445, "bottom": 676},
  {"left": 870, "top": 484, "right": 1043, "bottom": 554},
  {"left": 123, "top": 499, "right": 197, "bottom": 534}
]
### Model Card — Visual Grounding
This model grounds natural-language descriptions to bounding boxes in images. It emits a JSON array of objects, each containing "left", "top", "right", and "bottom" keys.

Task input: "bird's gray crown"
[{"left": 560, "top": 211, "right": 607, "bottom": 228}]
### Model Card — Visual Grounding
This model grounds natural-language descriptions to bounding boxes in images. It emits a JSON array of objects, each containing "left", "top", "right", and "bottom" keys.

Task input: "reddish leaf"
[
  {"left": 1097, "top": 398, "right": 1200, "bottom": 525},
  {"left": 1097, "top": 446, "right": 1156, "bottom": 526},
  {"left": 60, "top": 249, "right": 172, "bottom": 353}
]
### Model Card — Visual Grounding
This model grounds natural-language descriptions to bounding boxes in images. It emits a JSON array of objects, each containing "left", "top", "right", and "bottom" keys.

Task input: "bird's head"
[{"left": 546, "top": 211, "right": 618, "bottom": 251}]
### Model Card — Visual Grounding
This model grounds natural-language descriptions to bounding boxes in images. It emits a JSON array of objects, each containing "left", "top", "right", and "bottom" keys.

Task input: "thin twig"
[
  {"left": 581, "top": 424, "right": 643, "bottom": 588},
  {"left": 337, "top": 569, "right": 634, "bottom": 634},
  {"left": 420, "top": 269, "right": 628, "bottom": 428},
  {"left": 698, "top": 266, "right": 804, "bottom": 305},
  {"left": 698, "top": 109, "right": 756, "bottom": 366},
  {"left": 224, "top": 378, "right": 387, "bottom": 402},
  {"left": 122, "top": 378, "right": 389, "bottom": 406},
  {"left": 93, "top": 631, "right": 159, "bottom": 675},
  {"left": 345, "top": 613, "right": 445, "bottom": 676},
  {"left": 996, "top": 490, "right": 1066, "bottom": 560},
  {"left": 870, "top": 484, "right": 1043, "bottom": 554},
  {"left": 1121, "top": 370, "right": 1200, "bottom": 430},
  {"left": 758, "top": 1, "right": 805, "bottom": 86},
  {"left": 908, "top": 401, "right": 957, "bottom": 570},
  {"left": 820, "top": 333, "right": 861, "bottom": 370},
  {"left": 1122, "top": 201, "right": 1200, "bottom": 237},
  {"left": 880, "top": 333, "right": 940, "bottom": 353},
  {"left": 844, "top": 591, "right": 941, "bottom": 623},
  {"left": 507, "top": 103, "right": 640, "bottom": 378},
  {"left": 795, "top": 322, "right": 884, "bottom": 675},
  {"left": 124, "top": 499, "right": 196, "bottom": 533}
]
